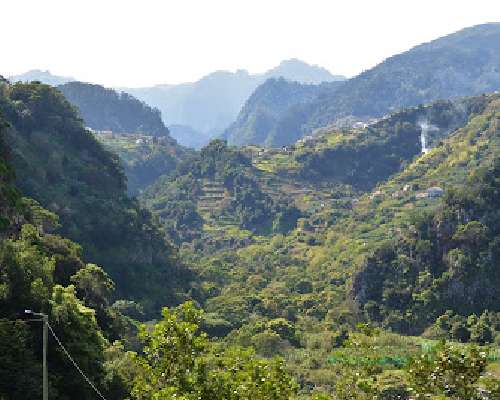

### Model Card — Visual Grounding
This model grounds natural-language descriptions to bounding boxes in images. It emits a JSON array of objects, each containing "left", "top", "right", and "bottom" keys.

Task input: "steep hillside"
[
  {"left": 248, "top": 96, "right": 491, "bottom": 188},
  {"left": 58, "top": 81, "right": 187, "bottom": 191},
  {"left": 224, "top": 78, "right": 343, "bottom": 147},
  {"left": 267, "top": 23, "right": 500, "bottom": 145},
  {"left": 350, "top": 96, "right": 500, "bottom": 335},
  {"left": 58, "top": 81, "right": 173, "bottom": 137},
  {"left": 140, "top": 140, "right": 301, "bottom": 248},
  {"left": 0, "top": 81, "right": 192, "bottom": 311},
  {"left": 123, "top": 59, "right": 345, "bottom": 145},
  {"left": 0, "top": 115, "right": 137, "bottom": 399},
  {"left": 95, "top": 132, "right": 192, "bottom": 195}
]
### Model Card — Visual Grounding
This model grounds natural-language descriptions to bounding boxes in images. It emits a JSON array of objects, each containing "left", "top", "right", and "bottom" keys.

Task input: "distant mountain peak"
[
  {"left": 265, "top": 59, "right": 345, "bottom": 84},
  {"left": 8, "top": 69, "right": 76, "bottom": 86}
]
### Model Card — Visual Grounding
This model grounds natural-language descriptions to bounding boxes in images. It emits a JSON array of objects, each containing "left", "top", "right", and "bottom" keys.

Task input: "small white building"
[
  {"left": 426, "top": 187, "right": 444, "bottom": 198},
  {"left": 416, "top": 192, "right": 429, "bottom": 200}
]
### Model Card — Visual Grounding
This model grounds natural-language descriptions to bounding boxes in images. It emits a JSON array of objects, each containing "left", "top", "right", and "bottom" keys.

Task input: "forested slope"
[
  {"left": 224, "top": 78, "right": 342, "bottom": 147},
  {"left": 261, "top": 23, "right": 500, "bottom": 145},
  {"left": 58, "top": 82, "right": 172, "bottom": 137},
  {"left": 0, "top": 81, "right": 192, "bottom": 310}
]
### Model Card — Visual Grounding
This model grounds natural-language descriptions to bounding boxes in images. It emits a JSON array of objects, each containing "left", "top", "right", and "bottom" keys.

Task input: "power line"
[{"left": 47, "top": 322, "right": 108, "bottom": 400}]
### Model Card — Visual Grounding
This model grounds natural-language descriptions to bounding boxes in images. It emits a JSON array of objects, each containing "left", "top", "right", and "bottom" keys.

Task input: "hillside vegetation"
[
  {"left": 0, "top": 81, "right": 192, "bottom": 311},
  {"left": 179, "top": 93, "right": 500, "bottom": 396},
  {"left": 59, "top": 81, "right": 173, "bottom": 137},
  {"left": 2, "top": 25, "right": 500, "bottom": 399},
  {"left": 141, "top": 140, "right": 301, "bottom": 248},
  {"left": 230, "top": 23, "right": 500, "bottom": 147},
  {"left": 224, "top": 78, "right": 343, "bottom": 147},
  {"left": 124, "top": 59, "right": 345, "bottom": 147}
]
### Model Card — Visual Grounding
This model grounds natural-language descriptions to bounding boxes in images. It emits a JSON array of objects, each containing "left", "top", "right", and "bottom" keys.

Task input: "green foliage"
[
  {"left": 0, "top": 320, "right": 41, "bottom": 399},
  {"left": 58, "top": 81, "right": 170, "bottom": 136},
  {"left": 407, "top": 343, "right": 488, "bottom": 399},
  {"left": 132, "top": 302, "right": 298, "bottom": 400},
  {"left": 279, "top": 23, "right": 500, "bottom": 143},
  {"left": 142, "top": 140, "right": 301, "bottom": 246},
  {"left": 0, "top": 81, "right": 192, "bottom": 311},
  {"left": 224, "top": 78, "right": 343, "bottom": 147},
  {"left": 0, "top": 222, "right": 114, "bottom": 400}
]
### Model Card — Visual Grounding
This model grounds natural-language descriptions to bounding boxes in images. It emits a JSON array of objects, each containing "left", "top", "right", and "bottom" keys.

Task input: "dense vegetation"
[
  {"left": 0, "top": 81, "right": 192, "bottom": 311},
  {"left": 59, "top": 82, "right": 173, "bottom": 137},
  {"left": 239, "top": 23, "right": 500, "bottom": 146},
  {"left": 95, "top": 133, "right": 191, "bottom": 195},
  {"left": 292, "top": 96, "right": 491, "bottom": 188},
  {"left": 176, "top": 94, "right": 500, "bottom": 397},
  {"left": 353, "top": 125, "right": 500, "bottom": 335},
  {"left": 2, "top": 42, "right": 500, "bottom": 398},
  {"left": 141, "top": 140, "right": 301, "bottom": 247},
  {"left": 0, "top": 113, "right": 132, "bottom": 399},
  {"left": 224, "top": 78, "right": 343, "bottom": 147}
]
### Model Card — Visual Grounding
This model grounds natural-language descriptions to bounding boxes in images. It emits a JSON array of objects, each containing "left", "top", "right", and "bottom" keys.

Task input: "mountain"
[
  {"left": 140, "top": 140, "right": 301, "bottom": 247},
  {"left": 169, "top": 124, "right": 212, "bottom": 149},
  {"left": 122, "top": 59, "right": 345, "bottom": 146},
  {"left": 224, "top": 78, "right": 343, "bottom": 147},
  {"left": 266, "top": 58, "right": 342, "bottom": 84},
  {"left": 254, "top": 23, "right": 500, "bottom": 146},
  {"left": 0, "top": 80, "right": 192, "bottom": 311},
  {"left": 57, "top": 81, "right": 190, "bottom": 194},
  {"left": 95, "top": 132, "right": 192, "bottom": 195},
  {"left": 58, "top": 81, "right": 173, "bottom": 136},
  {"left": 2, "top": 76, "right": 499, "bottom": 399},
  {"left": 8, "top": 69, "right": 75, "bottom": 86}
]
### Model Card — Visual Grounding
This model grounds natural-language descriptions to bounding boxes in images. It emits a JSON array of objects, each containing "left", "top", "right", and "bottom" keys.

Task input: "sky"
[{"left": 2, "top": 0, "right": 500, "bottom": 87}]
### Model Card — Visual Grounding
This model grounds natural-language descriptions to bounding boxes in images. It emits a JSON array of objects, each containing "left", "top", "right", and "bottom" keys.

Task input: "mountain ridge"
[{"left": 225, "top": 23, "right": 500, "bottom": 147}]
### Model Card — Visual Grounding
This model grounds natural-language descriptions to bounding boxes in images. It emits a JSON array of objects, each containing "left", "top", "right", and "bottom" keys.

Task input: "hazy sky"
[{"left": 3, "top": 0, "right": 500, "bottom": 87}]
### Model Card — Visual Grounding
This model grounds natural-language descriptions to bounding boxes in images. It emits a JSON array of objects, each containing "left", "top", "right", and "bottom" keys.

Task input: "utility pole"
[{"left": 26, "top": 310, "right": 48, "bottom": 400}]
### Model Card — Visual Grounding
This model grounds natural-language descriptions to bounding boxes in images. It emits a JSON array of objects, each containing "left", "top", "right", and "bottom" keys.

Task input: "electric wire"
[{"left": 47, "top": 322, "right": 108, "bottom": 400}]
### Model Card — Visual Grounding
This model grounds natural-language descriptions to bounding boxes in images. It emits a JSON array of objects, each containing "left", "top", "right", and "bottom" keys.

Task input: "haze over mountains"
[
  {"left": 8, "top": 69, "right": 75, "bottom": 86},
  {"left": 223, "top": 78, "right": 343, "bottom": 146},
  {"left": 9, "top": 59, "right": 344, "bottom": 149},
  {"left": 225, "top": 23, "right": 500, "bottom": 147},
  {"left": 121, "top": 59, "right": 345, "bottom": 147}
]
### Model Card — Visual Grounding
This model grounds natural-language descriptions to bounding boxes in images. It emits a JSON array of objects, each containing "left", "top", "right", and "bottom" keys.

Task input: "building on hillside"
[
  {"left": 370, "top": 190, "right": 384, "bottom": 200},
  {"left": 353, "top": 121, "right": 367, "bottom": 129},
  {"left": 416, "top": 192, "right": 429, "bottom": 200},
  {"left": 426, "top": 186, "right": 444, "bottom": 198}
]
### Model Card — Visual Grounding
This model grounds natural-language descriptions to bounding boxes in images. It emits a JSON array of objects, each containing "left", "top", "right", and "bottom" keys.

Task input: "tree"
[
  {"left": 407, "top": 342, "right": 488, "bottom": 399},
  {"left": 131, "top": 302, "right": 298, "bottom": 400},
  {"left": 470, "top": 313, "right": 493, "bottom": 345}
]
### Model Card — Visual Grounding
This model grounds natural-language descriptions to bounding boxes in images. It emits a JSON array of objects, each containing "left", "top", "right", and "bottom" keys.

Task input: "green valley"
[{"left": 2, "top": 15, "right": 500, "bottom": 400}]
